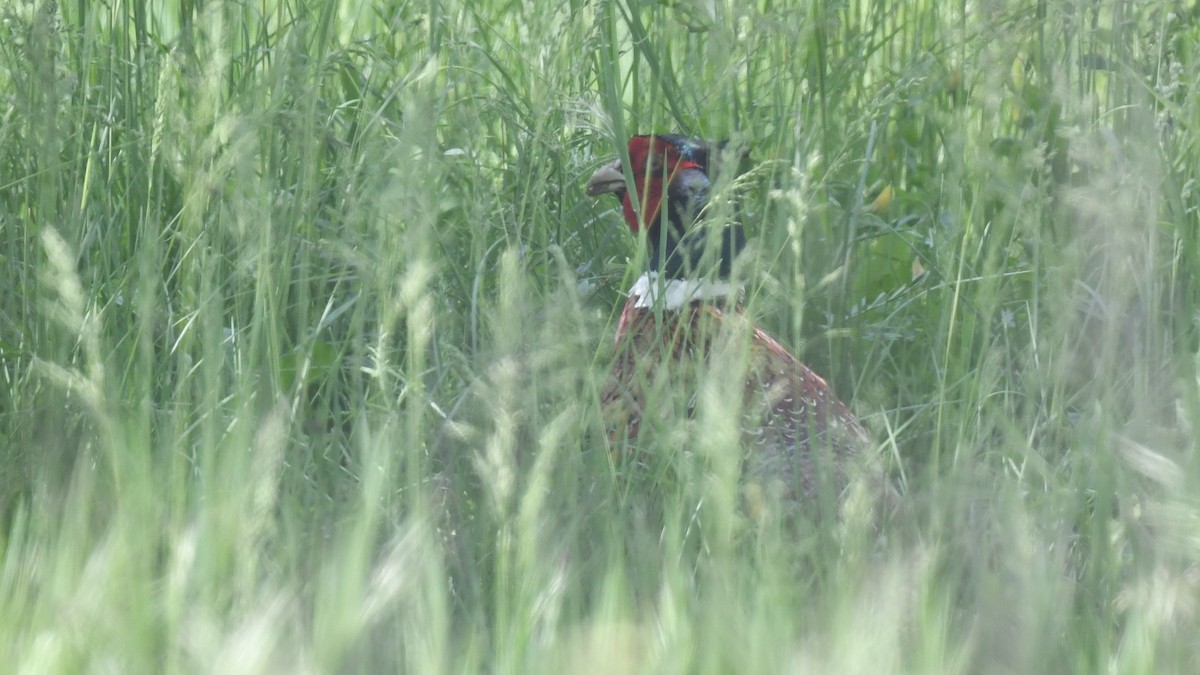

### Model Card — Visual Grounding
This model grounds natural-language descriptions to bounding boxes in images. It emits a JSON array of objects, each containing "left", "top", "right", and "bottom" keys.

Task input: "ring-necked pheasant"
[{"left": 587, "top": 134, "right": 873, "bottom": 515}]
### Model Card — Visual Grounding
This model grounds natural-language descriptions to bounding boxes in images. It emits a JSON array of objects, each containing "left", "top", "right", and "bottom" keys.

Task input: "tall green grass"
[{"left": 1, "top": 0, "right": 1198, "bottom": 671}]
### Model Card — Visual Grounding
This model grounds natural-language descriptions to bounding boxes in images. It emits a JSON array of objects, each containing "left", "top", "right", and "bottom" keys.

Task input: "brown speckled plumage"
[{"left": 600, "top": 296, "right": 870, "bottom": 506}]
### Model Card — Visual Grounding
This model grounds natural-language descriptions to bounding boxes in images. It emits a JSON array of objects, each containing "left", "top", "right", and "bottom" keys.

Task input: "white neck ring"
[{"left": 626, "top": 272, "right": 739, "bottom": 310}]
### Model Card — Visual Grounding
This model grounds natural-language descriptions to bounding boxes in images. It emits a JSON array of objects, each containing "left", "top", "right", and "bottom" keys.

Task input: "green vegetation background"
[{"left": 2, "top": 0, "right": 1198, "bottom": 672}]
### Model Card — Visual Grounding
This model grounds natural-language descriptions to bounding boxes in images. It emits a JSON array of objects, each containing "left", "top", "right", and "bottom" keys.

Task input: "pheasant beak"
[{"left": 586, "top": 160, "right": 626, "bottom": 196}]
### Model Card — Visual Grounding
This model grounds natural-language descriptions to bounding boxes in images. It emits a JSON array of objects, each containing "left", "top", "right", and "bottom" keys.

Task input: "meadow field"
[{"left": 2, "top": 0, "right": 1198, "bottom": 672}]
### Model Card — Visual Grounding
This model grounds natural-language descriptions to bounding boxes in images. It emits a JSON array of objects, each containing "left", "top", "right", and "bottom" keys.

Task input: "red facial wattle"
[
  {"left": 622, "top": 185, "right": 662, "bottom": 233},
  {"left": 621, "top": 139, "right": 701, "bottom": 232}
]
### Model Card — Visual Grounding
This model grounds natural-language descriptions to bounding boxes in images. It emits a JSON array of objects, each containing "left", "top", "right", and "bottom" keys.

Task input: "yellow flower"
[{"left": 867, "top": 185, "right": 895, "bottom": 213}]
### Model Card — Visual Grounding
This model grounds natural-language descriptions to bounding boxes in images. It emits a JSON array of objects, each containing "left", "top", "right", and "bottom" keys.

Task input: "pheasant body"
[{"left": 588, "top": 134, "right": 873, "bottom": 510}]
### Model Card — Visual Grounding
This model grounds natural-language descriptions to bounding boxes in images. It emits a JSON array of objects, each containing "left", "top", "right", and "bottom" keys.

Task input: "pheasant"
[{"left": 586, "top": 134, "right": 874, "bottom": 515}]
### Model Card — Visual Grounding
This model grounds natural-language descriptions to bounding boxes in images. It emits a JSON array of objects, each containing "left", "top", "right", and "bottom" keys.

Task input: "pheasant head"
[{"left": 587, "top": 134, "right": 742, "bottom": 281}]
